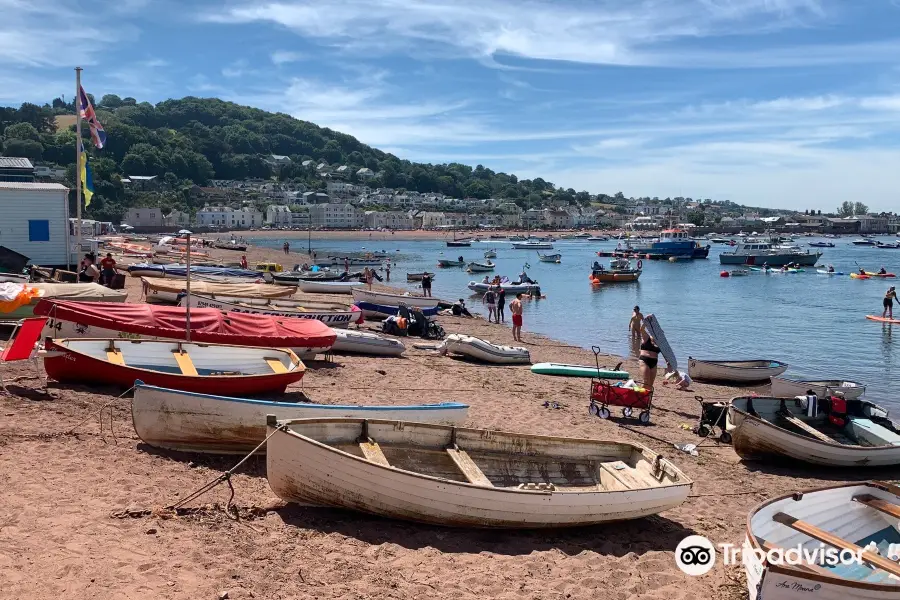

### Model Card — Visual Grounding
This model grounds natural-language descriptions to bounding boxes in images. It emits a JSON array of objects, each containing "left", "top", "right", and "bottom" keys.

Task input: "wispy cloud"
[
  {"left": 203, "top": 0, "right": 898, "bottom": 68},
  {"left": 271, "top": 50, "right": 306, "bottom": 65},
  {"left": 222, "top": 59, "right": 249, "bottom": 78}
]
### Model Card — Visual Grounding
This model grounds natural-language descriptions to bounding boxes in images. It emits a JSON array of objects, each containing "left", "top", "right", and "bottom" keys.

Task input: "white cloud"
[
  {"left": 271, "top": 50, "right": 306, "bottom": 65},
  {"left": 203, "top": 0, "right": 900, "bottom": 68},
  {"left": 222, "top": 59, "right": 249, "bottom": 78}
]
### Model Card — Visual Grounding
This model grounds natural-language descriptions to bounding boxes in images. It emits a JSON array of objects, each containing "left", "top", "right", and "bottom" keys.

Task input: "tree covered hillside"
[{"left": 0, "top": 96, "right": 587, "bottom": 222}]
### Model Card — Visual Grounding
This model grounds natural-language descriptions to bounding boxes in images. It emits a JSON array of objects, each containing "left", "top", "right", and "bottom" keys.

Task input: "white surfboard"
[{"left": 643, "top": 314, "right": 677, "bottom": 370}]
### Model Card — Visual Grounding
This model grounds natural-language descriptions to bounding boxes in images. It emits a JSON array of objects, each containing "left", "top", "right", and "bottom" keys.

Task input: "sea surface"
[{"left": 252, "top": 234, "right": 900, "bottom": 410}]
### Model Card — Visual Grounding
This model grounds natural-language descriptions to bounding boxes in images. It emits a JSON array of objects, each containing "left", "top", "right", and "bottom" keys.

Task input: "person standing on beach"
[
  {"left": 421, "top": 273, "right": 432, "bottom": 297},
  {"left": 385, "top": 262, "right": 391, "bottom": 282},
  {"left": 283, "top": 241, "right": 290, "bottom": 255},
  {"left": 240, "top": 255, "right": 248, "bottom": 269},
  {"left": 496, "top": 286, "right": 506, "bottom": 323},
  {"left": 482, "top": 287, "right": 497, "bottom": 322},
  {"left": 884, "top": 286, "right": 897, "bottom": 319},
  {"left": 364, "top": 267, "right": 374, "bottom": 290},
  {"left": 510, "top": 293, "right": 523, "bottom": 342}
]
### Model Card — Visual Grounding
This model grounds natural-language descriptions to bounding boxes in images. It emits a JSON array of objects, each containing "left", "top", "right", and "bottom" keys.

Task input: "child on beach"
[{"left": 663, "top": 366, "right": 692, "bottom": 390}]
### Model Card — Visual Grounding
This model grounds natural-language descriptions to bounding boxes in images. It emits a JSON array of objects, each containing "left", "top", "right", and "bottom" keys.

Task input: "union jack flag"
[{"left": 78, "top": 85, "right": 106, "bottom": 149}]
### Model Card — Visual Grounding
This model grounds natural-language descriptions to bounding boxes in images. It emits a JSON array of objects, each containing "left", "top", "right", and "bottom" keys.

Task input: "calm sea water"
[{"left": 253, "top": 234, "right": 900, "bottom": 409}]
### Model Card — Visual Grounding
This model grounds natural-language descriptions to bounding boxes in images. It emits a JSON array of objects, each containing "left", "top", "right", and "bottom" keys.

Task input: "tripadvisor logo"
[{"left": 675, "top": 535, "right": 869, "bottom": 576}]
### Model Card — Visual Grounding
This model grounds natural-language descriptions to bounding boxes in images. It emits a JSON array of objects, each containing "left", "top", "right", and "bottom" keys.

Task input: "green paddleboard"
[{"left": 531, "top": 363, "right": 630, "bottom": 379}]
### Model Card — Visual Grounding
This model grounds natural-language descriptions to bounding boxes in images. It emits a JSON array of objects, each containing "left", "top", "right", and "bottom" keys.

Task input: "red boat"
[
  {"left": 33, "top": 300, "right": 337, "bottom": 356},
  {"left": 43, "top": 338, "right": 306, "bottom": 395}
]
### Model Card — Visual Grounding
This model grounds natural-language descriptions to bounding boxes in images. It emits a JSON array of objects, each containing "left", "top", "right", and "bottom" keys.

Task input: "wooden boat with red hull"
[{"left": 43, "top": 339, "right": 305, "bottom": 395}]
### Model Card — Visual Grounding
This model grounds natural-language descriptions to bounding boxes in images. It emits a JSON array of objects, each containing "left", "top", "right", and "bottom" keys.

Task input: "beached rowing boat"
[
  {"left": 439, "top": 333, "right": 531, "bottom": 364},
  {"left": 131, "top": 382, "right": 466, "bottom": 453},
  {"left": 185, "top": 293, "right": 362, "bottom": 328},
  {"left": 351, "top": 288, "right": 440, "bottom": 310},
  {"left": 295, "top": 280, "right": 364, "bottom": 294},
  {"left": 770, "top": 375, "right": 866, "bottom": 400},
  {"left": 45, "top": 339, "right": 305, "bottom": 395},
  {"left": 745, "top": 481, "right": 900, "bottom": 600},
  {"left": 728, "top": 395, "right": 900, "bottom": 466},
  {"left": 34, "top": 300, "right": 336, "bottom": 356},
  {"left": 266, "top": 417, "right": 693, "bottom": 528},
  {"left": 688, "top": 358, "right": 788, "bottom": 382},
  {"left": 142, "top": 278, "right": 295, "bottom": 304},
  {"left": 127, "top": 263, "right": 264, "bottom": 280}
]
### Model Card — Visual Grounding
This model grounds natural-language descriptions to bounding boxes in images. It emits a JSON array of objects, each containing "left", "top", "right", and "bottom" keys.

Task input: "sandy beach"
[{"left": 0, "top": 241, "right": 894, "bottom": 600}]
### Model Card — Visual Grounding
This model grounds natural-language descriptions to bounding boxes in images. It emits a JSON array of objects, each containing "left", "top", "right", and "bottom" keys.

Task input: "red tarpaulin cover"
[{"left": 34, "top": 300, "right": 336, "bottom": 350}]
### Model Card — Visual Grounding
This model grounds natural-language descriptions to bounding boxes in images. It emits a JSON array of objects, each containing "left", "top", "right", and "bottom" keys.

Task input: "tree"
[
  {"left": 837, "top": 201, "right": 854, "bottom": 217},
  {"left": 3, "top": 122, "right": 41, "bottom": 141},
  {"left": 686, "top": 211, "right": 705, "bottom": 226},
  {"left": 100, "top": 94, "right": 123, "bottom": 108},
  {"left": 3, "top": 139, "right": 43, "bottom": 161},
  {"left": 853, "top": 202, "right": 869, "bottom": 216}
]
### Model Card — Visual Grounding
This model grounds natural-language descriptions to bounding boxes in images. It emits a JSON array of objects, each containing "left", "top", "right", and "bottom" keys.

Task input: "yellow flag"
[{"left": 79, "top": 152, "right": 94, "bottom": 207}]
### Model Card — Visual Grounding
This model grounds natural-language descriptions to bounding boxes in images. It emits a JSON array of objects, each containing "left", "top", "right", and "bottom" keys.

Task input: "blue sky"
[{"left": 3, "top": 0, "right": 900, "bottom": 210}]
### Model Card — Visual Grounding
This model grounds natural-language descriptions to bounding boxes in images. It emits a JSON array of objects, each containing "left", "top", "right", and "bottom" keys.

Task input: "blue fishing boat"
[{"left": 618, "top": 229, "right": 710, "bottom": 259}]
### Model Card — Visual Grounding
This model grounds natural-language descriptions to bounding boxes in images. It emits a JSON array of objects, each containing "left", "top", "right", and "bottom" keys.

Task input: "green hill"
[{"left": 1, "top": 96, "right": 584, "bottom": 222}]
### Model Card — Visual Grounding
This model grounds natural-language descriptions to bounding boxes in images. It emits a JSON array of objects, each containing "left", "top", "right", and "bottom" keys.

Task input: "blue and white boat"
[
  {"left": 126, "top": 263, "right": 264, "bottom": 280},
  {"left": 617, "top": 229, "right": 710, "bottom": 259}
]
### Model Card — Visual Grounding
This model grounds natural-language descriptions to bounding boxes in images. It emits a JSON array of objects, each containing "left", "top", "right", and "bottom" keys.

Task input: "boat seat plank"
[
  {"left": 854, "top": 494, "right": 900, "bottom": 520},
  {"left": 359, "top": 440, "right": 391, "bottom": 467},
  {"left": 106, "top": 350, "right": 125, "bottom": 366},
  {"left": 772, "top": 512, "right": 900, "bottom": 578},
  {"left": 779, "top": 412, "right": 835, "bottom": 443},
  {"left": 851, "top": 419, "right": 900, "bottom": 446},
  {"left": 172, "top": 351, "right": 199, "bottom": 376},
  {"left": 599, "top": 461, "right": 643, "bottom": 490},
  {"left": 265, "top": 358, "right": 288, "bottom": 374},
  {"left": 446, "top": 447, "right": 494, "bottom": 487}
]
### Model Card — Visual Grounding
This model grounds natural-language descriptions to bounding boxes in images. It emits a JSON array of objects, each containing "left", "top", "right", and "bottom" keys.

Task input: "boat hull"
[
  {"left": 186, "top": 293, "right": 361, "bottom": 328},
  {"left": 728, "top": 401, "right": 900, "bottom": 467},
  {"left": 770, "top": 376, "right": 865, "bottom": 400},
  {"left": 131, "top": 383, "right": 464, "bottom": 453},
  {"left": 688, "top": 358, "right": 788, "bottom": 382},
  {"left": 267, "top": 418, "right": 692, "bottom": 528},
  {"left": 332, "top": 330, "right": 406, "bottom": 356},
  {"left": 467, "top": 282, "right": 539, "bottom": 294},
  {"left": 354, "top": 301, "right": 440, "bottom": 319},
  {"left": 296, "top": 281, "right": 364, "bottom": 294},
  {"left": 351, "top": 288, "right": 440, "bottom": 310},
  {"left": 45, "top": 339, "right": 305, "bottom": 395},
  {"left": 591, "top": 270, "right": 641, "bottom": 283},
  {"left": 441, "top": 334, "right": 530, "bottom": 364},
  {"left": 719, "top": 253, "right": 821, "bottom": 266}
]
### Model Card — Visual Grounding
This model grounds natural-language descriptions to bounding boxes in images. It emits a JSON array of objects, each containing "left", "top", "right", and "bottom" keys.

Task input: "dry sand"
[{"left": 0, "top": 242, "right": 895, "bottom": 600}]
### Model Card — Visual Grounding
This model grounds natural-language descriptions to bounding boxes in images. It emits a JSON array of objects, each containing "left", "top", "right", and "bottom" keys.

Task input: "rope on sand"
[{"left": 166, "top": 425, "right": 283, "bottom": 520}]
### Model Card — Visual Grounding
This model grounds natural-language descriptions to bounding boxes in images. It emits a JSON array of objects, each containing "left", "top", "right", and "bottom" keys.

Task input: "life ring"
[{"left": 637, "top": 259, "right": 643, "bottom": 270}]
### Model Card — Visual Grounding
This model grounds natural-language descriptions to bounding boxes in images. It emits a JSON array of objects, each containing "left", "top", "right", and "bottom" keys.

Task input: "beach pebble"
[
  {"left": 218, "top": 591, "right": 230, "bottom": 599},
  {"left": 146, "top": 527, "right": 157, "bottom": 535}
]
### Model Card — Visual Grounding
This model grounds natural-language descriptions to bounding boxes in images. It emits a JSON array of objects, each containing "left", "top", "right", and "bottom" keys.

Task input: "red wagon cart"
[{"left": 588, "top": 346, "right": 654, "bottom": 424}]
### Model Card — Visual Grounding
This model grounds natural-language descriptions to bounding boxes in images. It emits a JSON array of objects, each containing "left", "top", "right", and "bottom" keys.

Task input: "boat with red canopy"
[{"left": 34, "top": 300, "right": 336, "bottom": 357}]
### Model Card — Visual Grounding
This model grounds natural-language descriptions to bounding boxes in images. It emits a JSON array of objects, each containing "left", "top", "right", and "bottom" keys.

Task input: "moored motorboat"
[
  {"left": 184, "top": 293, "right": 361, "bottom": 328},
  {"left": 437, "top": 258, "right": 465, "bottom": 267},
  {"left": 728, "top": 395, "right": 900, "bottom": 466},
  {"left": 590, "top": 269, "right": 641, "bottom": 283},
  {"left": 511, "top": 241, "right": 553, "bottom": 250},
  {"left": 483, "top": 249, "right": 497, "bottom": 259},
  {"left": 34, "top": 300, "right": 337, "bottom": 356},
  {"left": 44, "top": 338, "right": 305, "bottom": 395},
  {"left": 537, "top": 253, "right": 561, "bottom": 263},
  {"left": 131, "top": 383, "right": 468, "bottom": 454},
  {"left": 439, "top": 333, "right": 530, "bottom": 364},
  {"left": 331, "top": 329, "right": 405, "bottom": 356},
  {"left": 296, "top": 280, "right": 364, "bottom": 294},
  {"left": 466, "top": 261, "right": 495, "bottom": 273},
  {"left": 688, "top": 358, "right": 788, "bottom": 382},
  {"left": 808, "top": 241, "right": 835, "bottom": 247},
  {"left": 745, "top": 481, "right": 900, "bottom": 600},
  {"left": 265, "top": 417, "right": 693, "bottom": 528},
  {"left": 852, "top": 238, "right": 878, "bottom": 246},
  {"left": 770, "top": 375, "right": 866, "bottom": 400}
]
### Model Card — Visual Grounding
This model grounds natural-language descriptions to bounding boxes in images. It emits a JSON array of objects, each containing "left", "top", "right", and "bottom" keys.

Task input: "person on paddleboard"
[
  {"left": 884, "top": 287, "right": 897, "bottom": 320},
  {"left": 827, "top": 264, "right": 835, "bottom": 273}
]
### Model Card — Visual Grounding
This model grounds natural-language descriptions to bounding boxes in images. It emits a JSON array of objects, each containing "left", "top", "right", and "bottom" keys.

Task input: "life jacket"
[{"left": 828, "top": 395, "right": 847, "bottom": 427}]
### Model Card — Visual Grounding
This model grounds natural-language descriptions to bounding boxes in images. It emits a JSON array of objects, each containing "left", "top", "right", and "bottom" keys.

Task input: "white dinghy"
[
  {"left": 331, "top": 329, "right": 405, "bottom": 356},
  {"left": 745, "top": 481, "right": 900, "bottom": 600},
  {"left": 770, "top": 375, "right": 866, "bottom": 400},
  {"left": 438, "top": 333, "right": 530, "bottom": 365},
  {"left": 131, "top": 382, "right": 466, "bottom": 453},
  {"left": 296, "top": 280, "right": 364, "bottom": 294},
  {"left": 266, "top": 417, "right": 693, "bottom": 528},
  {"left": 728, "top": 395, "right": 900, "bottom": 467},
  {"left": 688, "top": 358, "right": 788, "bottom": 383}
]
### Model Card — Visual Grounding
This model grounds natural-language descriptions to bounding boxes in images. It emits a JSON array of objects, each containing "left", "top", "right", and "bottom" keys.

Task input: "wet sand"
[{"left": 0, "top": 242, "right": 894, "bottom": 600}]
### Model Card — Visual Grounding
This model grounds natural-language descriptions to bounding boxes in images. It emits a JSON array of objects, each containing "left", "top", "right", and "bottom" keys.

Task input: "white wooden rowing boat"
[
  {"left": 266, "top": 417, "right": 693, "bottom": 528},
  {"left": 332, "top": 330, "right": 405, "bottom": 356},
  {"left": 296, "top": 280, "right": 364, "bottom": 294},
  {"left": 465, "top": 261, "right": 495, "bottom": 272},
  {"left": 351, "top": 288, "right": 440, "bottom": 309},
  {"left": 688, "top": 358, "right": 788, "bottom": 382},
  {"left": 439, "top": 333, "right": 531, "bottom": 365},
  {"left": 770, "top": 376, "right": 866, "bottom": 400},
  {"left": 745, "top": 481, "right": 900, "bottom": 600},
  {"left": 537, "top": 253, "right": 561, "bottom": 263},
  {"left": 184, "top": 293, "right": 361, "bottom": 328},
  {"left": 131, "top": 382, "right": 466, "bottom": 453},
  {"left": 142, "top": 277, "right": 293, "bottom": 304},
  {"left": 728, "top": 396, "right": 900, "bottom": 467}
]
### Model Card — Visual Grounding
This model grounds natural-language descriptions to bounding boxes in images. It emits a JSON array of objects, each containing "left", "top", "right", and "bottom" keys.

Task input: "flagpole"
[{"left": 74, "top": 67, "right": 83, "bottom": 268}]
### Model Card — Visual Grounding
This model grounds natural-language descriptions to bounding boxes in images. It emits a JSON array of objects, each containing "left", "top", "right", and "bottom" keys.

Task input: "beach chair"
[{"left": 0, "top": 317, "right": 50, "bottom": 394}]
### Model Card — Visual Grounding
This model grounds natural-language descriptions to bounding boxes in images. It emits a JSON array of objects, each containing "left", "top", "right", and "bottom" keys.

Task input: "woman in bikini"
[{"left": 638, "top": 326, "right": 661, "bottom": 390}]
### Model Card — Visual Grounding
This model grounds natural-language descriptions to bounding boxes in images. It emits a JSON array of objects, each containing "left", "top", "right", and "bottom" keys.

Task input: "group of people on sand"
[
  {"left": 628, "top": 306, "right": 691, "bottom": 392},
  {"left": 79, "top": 252, "right": 118, "bottom": 287},
  {"left": 479, "top": 285, "right": 524, "bottom": 341}
]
